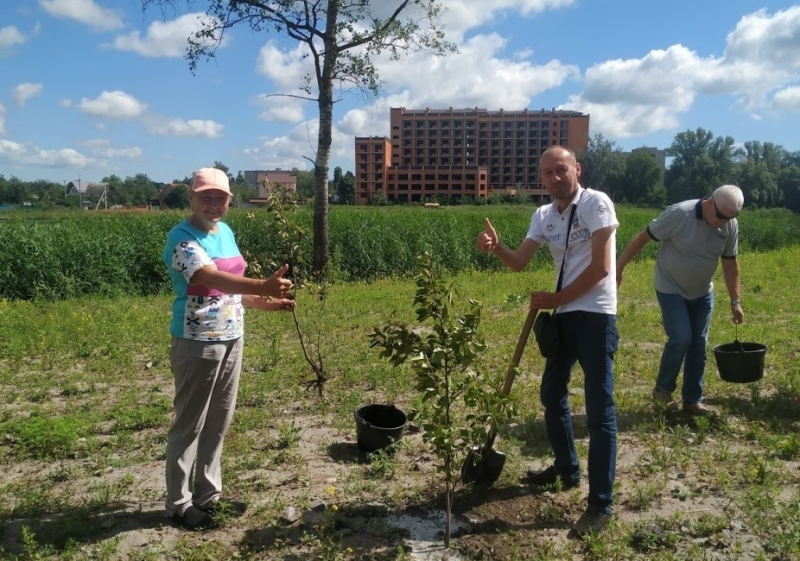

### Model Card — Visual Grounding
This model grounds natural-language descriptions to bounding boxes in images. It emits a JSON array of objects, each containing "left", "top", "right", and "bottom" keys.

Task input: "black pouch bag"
[
  {"left": 532, "top": 199, "right": 578, "bottom": 358},
  {"left": 533, "top": 311, "right": 559, "bottom": 358}
]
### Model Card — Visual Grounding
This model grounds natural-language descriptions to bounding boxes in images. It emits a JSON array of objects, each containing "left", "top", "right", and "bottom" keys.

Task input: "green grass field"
[{"left": 1, "top": 245, "right": 799, "bottom": 560}]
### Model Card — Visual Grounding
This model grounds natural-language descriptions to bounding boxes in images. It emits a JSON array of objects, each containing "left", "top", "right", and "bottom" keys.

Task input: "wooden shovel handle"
[
  {"left": 483, "top": 307, "right": 538, "bottom": 448},
  {"left": 500, "top": 308, "right": 538, "bottom": 396}
]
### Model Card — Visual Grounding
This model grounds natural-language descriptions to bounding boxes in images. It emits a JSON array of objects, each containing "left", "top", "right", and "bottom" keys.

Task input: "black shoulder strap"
[{"left": 556, "top": 199, "right": 579, "bottom": 293}]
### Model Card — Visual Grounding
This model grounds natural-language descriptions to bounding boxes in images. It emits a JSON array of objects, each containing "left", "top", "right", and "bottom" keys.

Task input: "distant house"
[
  {"left": 66, "top": 180, "right": 106, "bottom": 196},
  {"left": 244, "top": 170, "right": 297, "bottom": 200}
]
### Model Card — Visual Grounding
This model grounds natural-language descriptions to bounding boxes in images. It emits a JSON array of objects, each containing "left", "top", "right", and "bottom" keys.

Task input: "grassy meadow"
[{"left": 0, "top": 206, "right": 799, "bottom": 560}]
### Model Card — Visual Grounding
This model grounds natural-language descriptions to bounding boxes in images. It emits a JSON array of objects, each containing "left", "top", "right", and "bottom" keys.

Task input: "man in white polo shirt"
[
  {"left": 616, "top": 185, "right": 745, "bottom": 416},
  {"left": 476, "top": 146, "right": 619, "bottom": 537}
]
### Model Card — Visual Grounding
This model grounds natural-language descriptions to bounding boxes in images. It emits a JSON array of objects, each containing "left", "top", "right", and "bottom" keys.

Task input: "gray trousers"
[{"left": 165, "top": 336, "right": 243, "bottom": 516}]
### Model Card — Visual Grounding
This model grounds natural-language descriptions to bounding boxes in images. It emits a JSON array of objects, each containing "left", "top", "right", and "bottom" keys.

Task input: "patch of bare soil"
[{"left": 1, "top": 405, "right": 796, "bottom": 560}]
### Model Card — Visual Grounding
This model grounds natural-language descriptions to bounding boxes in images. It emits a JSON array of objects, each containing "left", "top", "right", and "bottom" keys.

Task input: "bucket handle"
[
  {"left": 355, "top": 405, "right": 370, "bottom": 429},
  {"left": 734, "top": 323, "right": 744, "bottom": 352}
]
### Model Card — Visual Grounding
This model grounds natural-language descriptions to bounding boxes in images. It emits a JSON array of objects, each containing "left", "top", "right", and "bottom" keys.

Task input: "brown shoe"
[
  {"left": 568, "top": 507, "right": 613, "bottom": 539},
  {"left": 682, "top": 402, "right": 715, "bottom": 417},
  {"left": 652, "top": 388, "right": 678, "bottom": 411}
]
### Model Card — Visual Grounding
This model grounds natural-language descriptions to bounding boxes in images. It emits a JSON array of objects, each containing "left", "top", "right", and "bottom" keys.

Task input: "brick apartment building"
[{"left": 354, "top": 107, "right": 589, "bottom": 205}]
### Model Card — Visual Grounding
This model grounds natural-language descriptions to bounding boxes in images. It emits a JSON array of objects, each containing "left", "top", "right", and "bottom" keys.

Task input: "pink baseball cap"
[{"left": 192, "top": 167, "right": 231, "bottom": 194}]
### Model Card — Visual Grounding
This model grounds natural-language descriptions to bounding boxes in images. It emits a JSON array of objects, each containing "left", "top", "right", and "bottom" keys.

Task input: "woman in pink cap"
[{"left": 162, "top": 167, "right": 295, "bottom": 529}]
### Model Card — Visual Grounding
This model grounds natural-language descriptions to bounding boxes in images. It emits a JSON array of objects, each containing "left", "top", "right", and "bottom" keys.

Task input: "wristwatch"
[{"left": 730, "top": 299, "right": 741, "bottom": 307}]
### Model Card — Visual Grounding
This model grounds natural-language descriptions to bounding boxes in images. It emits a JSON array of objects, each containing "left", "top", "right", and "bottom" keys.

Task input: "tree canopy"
[{"left": 143, "top": 0, "right": 457, "bottom": 278}]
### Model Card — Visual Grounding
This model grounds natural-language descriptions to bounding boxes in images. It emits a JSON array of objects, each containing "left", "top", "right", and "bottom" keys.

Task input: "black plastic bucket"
[
  {"left": 712, "top": 341, "right": 767, "bottom": 383},
  {"left": 354, "top": 404, "right": 407, "bottom": 453}
]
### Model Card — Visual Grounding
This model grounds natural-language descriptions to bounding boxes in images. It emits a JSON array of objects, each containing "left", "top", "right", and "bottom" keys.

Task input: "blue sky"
[{"left": 2, "top": 0, "right": 799, "bottom": 184}]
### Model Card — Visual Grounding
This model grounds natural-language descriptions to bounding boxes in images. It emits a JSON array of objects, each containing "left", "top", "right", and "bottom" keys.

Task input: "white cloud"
[
  {"left": 437, "top": 0, "right": 576, "bottom": 39},
  {"left": 82, "top": 138, "right": 143, "bottom": 159},
  {"left": 0, "top": 139, "right": 97, "bottom": 167},
  {"left": 772, "top": 87, "right": 800, "bottom": 112},
  {"left": 144, "top": 116, "right": 224, "bottom": 138},
  {"left": 256, "top": 41, "right": 312, "bottom": 90},
  {"left": 244, "top": 118, "right": 353, "bottom": 171},
  {"left": 12, "top": 83, "right": 44, "bottom": 108},
  {"left": 253, "top": 94, "right": 307, "bottom": 123},
  {"left": 58, "top": 99, "right": 72, "bottom": 108},
  {"left": 109, "top": 13, "right": 224, "bottom": 58},
  {"left": 39, "top": 0, "right": 124, "bottom": 31},
  {"left": 385, "top": 33, "right": 579, "bottom": 108},
  {"left": 0, "top": 25, "right": 28, "bottom": 52},
  {"left": 725, "top": 6, "right": 800, "bottom": 68},
  {"left": 0, "top": 103, "right": 6, "bottom": 135},
  {"left": 560, "top": 7, "right": 800, "bottom": 139},
  {"left": 258, "top": 31, "right": 577, "bottom": 114},
  {"left": 78, "top": 90, "right": 147, "bottom": 120}
]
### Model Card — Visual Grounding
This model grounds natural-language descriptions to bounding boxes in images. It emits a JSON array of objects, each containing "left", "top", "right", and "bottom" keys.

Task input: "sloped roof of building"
[{"left": 67, "top": 180, "right": 107, "bottom": 194}]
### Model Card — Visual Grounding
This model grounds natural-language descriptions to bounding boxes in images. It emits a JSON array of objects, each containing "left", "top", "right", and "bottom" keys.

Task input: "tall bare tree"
[{"left": 142, "top": 0, "right": 456, "bottom": 278}]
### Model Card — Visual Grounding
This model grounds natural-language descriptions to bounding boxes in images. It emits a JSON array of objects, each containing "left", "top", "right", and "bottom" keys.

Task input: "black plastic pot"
[
  {"left": 354, "top": 404, "right": 407, "bottom": 453},
  {"left": 712, "top": 341, "right": 767, "bottom": 383}
]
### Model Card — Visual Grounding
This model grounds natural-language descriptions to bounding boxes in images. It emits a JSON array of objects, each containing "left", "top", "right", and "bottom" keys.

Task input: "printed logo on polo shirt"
[
  {"left": 598, "top": 203, "right": 608, "bottom": 216},
  {"left": 546, "top": 223, "right": 554, "bottom": 232}
]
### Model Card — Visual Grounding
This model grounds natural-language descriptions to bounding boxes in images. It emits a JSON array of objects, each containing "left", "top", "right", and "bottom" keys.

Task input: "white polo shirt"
[{"left": 526, "top": 186, "right": 618, "bottom": 315}]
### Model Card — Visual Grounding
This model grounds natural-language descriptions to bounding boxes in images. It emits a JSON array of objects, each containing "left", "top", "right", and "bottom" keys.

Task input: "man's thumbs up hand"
[{"left": 476, "top": 217, "right": 499, "bottom": 252}]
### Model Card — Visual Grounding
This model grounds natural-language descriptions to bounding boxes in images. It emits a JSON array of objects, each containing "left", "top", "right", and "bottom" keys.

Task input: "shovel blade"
[{"left": 461, "top": 445, "right": 507, "bottom": 486}]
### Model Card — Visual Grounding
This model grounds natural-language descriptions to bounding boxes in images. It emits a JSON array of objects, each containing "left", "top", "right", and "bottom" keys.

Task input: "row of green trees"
[
  {"left": 0, "top": 162, "right": 356, "bottom": 209},
  {"left": 3, "top": 128, "right": 799, "bottom": 212},
  {"left": 578, "top": 129, "right": 800, "bottom": 212}
]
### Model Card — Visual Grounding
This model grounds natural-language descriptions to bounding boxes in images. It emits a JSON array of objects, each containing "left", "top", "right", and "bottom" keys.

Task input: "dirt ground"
[{"left": 1, "top": 402, "right": 797, "bottom": 560}]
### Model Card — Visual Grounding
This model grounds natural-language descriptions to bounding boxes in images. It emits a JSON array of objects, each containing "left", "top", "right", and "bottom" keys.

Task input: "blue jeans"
[
  {"left": 539, "top": 311, "right": 618, "bottom": 514},
  {"left": 655, "top": 291, "right": 713, "bottom": 405}
]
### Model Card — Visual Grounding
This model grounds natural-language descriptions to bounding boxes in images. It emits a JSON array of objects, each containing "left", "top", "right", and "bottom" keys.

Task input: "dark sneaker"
[
  {"left": 568, "top": 507, "right": 612, "bottom": 538},
  {"left": 200, "top": 499, "right": 247, "bottom": 519},
  {"left": 169, "top": 505, "right": 215, "bottom": 530},
  {"left": 525, "top": 465, "right": 579, "bottom": 489}
]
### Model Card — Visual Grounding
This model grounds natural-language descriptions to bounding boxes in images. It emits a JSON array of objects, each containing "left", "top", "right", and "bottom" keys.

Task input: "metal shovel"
[{"left": 461, "top": 307, "right": 538, "bottom": 486}]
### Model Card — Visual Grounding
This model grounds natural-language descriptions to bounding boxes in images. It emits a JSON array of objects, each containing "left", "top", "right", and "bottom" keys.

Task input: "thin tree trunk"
[
  {"left": 445, "top": 488, "right": 452, "bottom": 548},
  {"left": 312, "top": 0, "right": 339, "bottom": 280}
]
